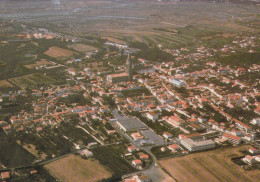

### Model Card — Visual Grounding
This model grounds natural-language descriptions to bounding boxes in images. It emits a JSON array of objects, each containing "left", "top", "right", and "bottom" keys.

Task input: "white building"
[
  {"left": 170, "top": 79, "right": 185, "bottom": 87},
  {"left": 251, "top": 118, "right": 260, "bottom": 125},
  {"left": 146, "top": 112, "right": 159, "bottom": 121}
]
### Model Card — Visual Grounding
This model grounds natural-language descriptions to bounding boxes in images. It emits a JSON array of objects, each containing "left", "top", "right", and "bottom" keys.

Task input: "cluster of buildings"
[{"left": 0, "top": 30, "right": 259, "bottom": 181}]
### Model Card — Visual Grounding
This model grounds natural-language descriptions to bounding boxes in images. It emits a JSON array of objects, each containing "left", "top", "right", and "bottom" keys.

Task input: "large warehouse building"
[
  {"left": 180, "top": 137, "right": 215, "bottom": 152},
  {"left": 117, "top": 117, "right": 148, "bottom": 132}
]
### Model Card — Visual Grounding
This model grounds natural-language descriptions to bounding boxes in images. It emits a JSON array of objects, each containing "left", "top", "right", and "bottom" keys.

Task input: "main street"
[{"left": 111, "top": 109, "right": 176, "bottom": 182}]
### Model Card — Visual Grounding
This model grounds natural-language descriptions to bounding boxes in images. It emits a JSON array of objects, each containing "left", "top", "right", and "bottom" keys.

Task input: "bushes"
[
  {"left": 128, "top": 40, "right": 174, "bottom": 62},
  {"left": 92, "top": 145, "right": 137, "bottom": 177}
]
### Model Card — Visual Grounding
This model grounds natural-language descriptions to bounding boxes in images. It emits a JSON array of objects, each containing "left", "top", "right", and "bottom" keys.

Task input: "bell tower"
[{"left": 126, "top": 53, "right": 133, "bottom": 81}]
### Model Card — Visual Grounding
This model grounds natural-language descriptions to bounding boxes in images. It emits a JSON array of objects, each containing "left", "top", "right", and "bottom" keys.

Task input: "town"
[{"left": 0, "top": 0, "right": 259, "bottom": 182}]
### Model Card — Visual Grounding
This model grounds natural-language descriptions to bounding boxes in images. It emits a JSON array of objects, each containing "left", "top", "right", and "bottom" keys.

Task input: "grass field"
[
  {"left": 44, "top": 46, "right": 77, "bottom": 59},
  {"left": 0, "top": 80, "right": 14, "bottom": 89},
  {"left": 159, "top": 145, "right": 260, "bottom": 182},
  {"left": 9, "top": 73, "right": 55, "bottom": 89},
  {"left": 45, "top": 155, "right": 112, "bottom": 182},
  {"left": 67, "top": 43, "right": 97, "bottom": 53}
]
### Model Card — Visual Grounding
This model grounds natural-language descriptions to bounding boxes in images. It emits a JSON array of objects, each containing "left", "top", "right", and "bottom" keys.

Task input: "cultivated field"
[
  {"left": 0, "top": 80, "right": 14, "bottom": 89},
  {"left": 67, "top": 43, "right": 97, "bottom": 53},
  {"left": 159, "top": 145, "right": 260, "bottom": 182},
  {"left": 102, "top": 37, "right": 126, "bottom": 44},
  {"left": 9, "top": 73, "right": 55, "bottom": 89},
  {"left": 45, "top": 155, "right": 112, "bottom": 182},
  {"left": 44, "top": 46, "right": 77, "bottom": 59}
]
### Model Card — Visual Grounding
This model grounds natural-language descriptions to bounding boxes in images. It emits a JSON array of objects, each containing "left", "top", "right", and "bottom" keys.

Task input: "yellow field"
[
  {"left": 45, "top": 155, "right": 112, "bottom": 182},
  {"left": 0, "top": 80, "right": 14, "bottom": 89},
  {"left": 160, "top": 145, "right": 260, "bottom": 182},
  {"left": 44, "top": 46, "right": 77, "bottom": 59},
  {"left": 68, "top": 44, "right": 97, "bottom": 53}
]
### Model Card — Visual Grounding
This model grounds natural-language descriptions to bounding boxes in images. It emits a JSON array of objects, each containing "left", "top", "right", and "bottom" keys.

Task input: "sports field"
[
  {"left": 45, "top": 154, "right": 112, "bottom": 182},
  {"left": 159, "top": 145, "right": 260, "bottom": 182}
]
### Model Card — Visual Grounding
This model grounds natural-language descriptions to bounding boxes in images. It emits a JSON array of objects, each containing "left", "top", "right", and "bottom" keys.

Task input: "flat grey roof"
[{"left": 117, "top": 117, "right": 148, "bottom": 132}]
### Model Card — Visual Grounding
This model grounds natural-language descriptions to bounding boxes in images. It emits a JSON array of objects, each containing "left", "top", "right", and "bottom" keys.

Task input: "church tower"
[{"left": 126, "top": 53, "right": 133, "bottom": 81}]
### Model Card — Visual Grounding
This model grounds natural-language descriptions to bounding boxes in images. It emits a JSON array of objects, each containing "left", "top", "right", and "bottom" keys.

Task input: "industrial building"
[
  {"left": 117, "top": 117, "right": 148, "bottom": 132},
  {"left": 180, "top": 137, "right": 215, "bottom": 152}
]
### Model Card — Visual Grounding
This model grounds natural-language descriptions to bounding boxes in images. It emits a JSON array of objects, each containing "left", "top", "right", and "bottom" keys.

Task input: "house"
[
  {"left": 222, "top": 133, "right": 241, "bottom": 145},
  {"left": 163, "top": 132, "right": 173, "bottom": 139},
  {"left": 139, "top": 154, "right": 149, "bottom": 160},
  {"left": 80, "top": 149, "right": 93, "bottom": 158},
  {"left": 127, "top": 146, "right": 136, "bottom": 153},
  {"left": 168, "top": 144, "right": 180, "bottom": 152},
  {"left": 123, "top": 174, "right": 150, "bottom": 182},
  {"left": 131, "top": 132, "right": 144, "bottom": 141},
  {"left": 146, "top": 112, "right": 159, "bottom": 122},
  {"left": 249, "top": 147, "right": 259, "bottom": 155},
  {"left": 165, "top": 116, "right": 185, "bottom": 127},
  {"left": 30, "top": 170, "right": 38, "bottom": 174},
  {"left": 243, "top": 155, "right": 257, "bottom": 165},
  {"left": 232, "top": 119, "right": 251, "bottom": 133},
  {"left": 255, "top": 155, "right": 260, "bottom": 162},
  {"left": 243, "top": 134, "right": 255, "bottom": 142},
  {"left": 1, "top": 171, "right": 10, "bottom": 180},
  {"left": 251, "top": 118, "right": 260, "bottom": 125},
  {"left": 132, "top": 159, "right": 142, "bottom": 167},
  {"left": 230, "top": 129, "right": 242, "bottom": 136},
  {"left": 136, "top": 175, "right": 150, "bottom": 182},
  {"left": 161, "top": 147, "right": 167, "bottom": 152}
]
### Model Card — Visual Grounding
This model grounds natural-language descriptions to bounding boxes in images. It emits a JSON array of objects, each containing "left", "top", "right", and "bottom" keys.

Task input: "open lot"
[
  {"left": 159, "top": 145, "right": 260, "bottom": 182},
  {"left": 44, "top": 46, "right": 77, "bottom": 59},
  {"left": 24, "top": 59, "right": 55, "bottom": 69},
  {"left": 9, "top": 73, "right": 56, "bottom": 89},
  {"left": 67, "top": 43, "right": 97, "bottom": 53},
  {"left": 45, "top": 154, "right": 112, "bottom": 182},
  {"left": 0, "top": 80, "right": 14, "bottom": 89}
]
